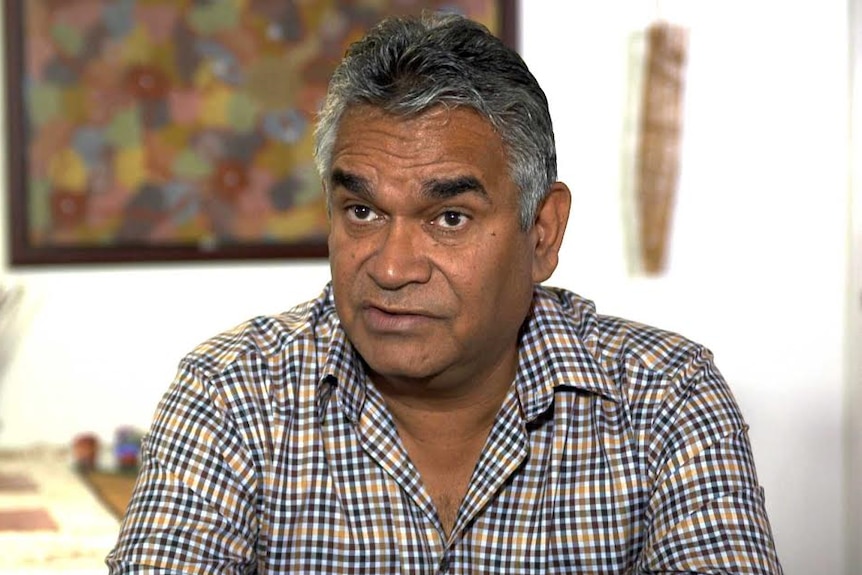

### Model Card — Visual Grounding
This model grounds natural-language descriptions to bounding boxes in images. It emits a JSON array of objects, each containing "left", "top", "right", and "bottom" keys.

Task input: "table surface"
[{"left": 82, "top": 470, "right": 137, "bottom": 520}]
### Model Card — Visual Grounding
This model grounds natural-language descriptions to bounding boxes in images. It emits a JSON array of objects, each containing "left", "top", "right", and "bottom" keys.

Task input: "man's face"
[{"left": 327, "top": 105, "right": 554, "bottom": 392}]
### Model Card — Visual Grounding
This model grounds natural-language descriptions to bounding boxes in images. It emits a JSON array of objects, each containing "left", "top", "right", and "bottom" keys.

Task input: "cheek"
[
  {"left": 328, "top": 231, "right": 374, "bottom": 319},
  {"left": 328, "top": 245, "right": 356, "bottom": 307},
  {"left": 329, "top": 254, "right": 358, "bottom": 328},
  {"left": 447, "top": 244, "right": 531, "bottom": 305},
  {"left": 329, "top": 228, "right": 362, "bottom": 273},
  {"left": 485, "top": 241, "right": 535, "bottom": 305}
]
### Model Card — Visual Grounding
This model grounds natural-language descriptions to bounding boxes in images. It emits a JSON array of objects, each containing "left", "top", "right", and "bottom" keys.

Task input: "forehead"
[{"left": 331, "top": 105, "right": 508, "bottom": 176}]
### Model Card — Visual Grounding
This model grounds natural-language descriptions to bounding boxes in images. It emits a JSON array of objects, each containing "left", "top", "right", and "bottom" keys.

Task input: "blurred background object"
[
  {"left": 634, "top": 21, "right": 688, "bottom": 275},
  {"left": 71, "top": 432, "right": 100, "bottom": 471},
  {"left": 0, "top": 284, "right": 24, "bottom": 412}
]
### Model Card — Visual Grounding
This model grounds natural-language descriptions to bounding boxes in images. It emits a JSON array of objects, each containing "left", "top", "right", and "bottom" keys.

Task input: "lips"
[
  {"left": 366, "top": 303, "right": 433, "bottom": 316},
  {"left": 360, "top": 303, "right": 440, "bottom": 333}
]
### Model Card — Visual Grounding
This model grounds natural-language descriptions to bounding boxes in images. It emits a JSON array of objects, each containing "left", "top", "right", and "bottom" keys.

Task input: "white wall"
[
  {"left": 847, "top": 0, "right": 862, "bottom": 572},
  {"left": 0, "top": 2, "right": 852, "bottom": 573},
  {"left": 526, "top": 3, "right": 850, "bottom": 573}
]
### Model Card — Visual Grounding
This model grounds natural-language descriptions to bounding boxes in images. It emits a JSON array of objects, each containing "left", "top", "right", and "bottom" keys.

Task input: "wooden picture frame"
[{"left": 4, "top": 0, "right": 517, "bottom": 265}]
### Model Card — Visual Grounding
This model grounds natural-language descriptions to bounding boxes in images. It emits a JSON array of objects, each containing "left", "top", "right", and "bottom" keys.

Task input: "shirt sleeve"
[
  {"left": 106, "top": 358, "right": 261, "bottom": 574},
  {"left": 635, "top": 348, "right": 783, "bottom": 574}
]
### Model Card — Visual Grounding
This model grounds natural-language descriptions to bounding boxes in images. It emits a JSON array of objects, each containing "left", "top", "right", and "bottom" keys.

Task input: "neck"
[
  {"left": 369, "top": 350, "right": 518, "bottom": 442},
  {"left": 386, "top": 383, "right": 511, "bottom": 444}
]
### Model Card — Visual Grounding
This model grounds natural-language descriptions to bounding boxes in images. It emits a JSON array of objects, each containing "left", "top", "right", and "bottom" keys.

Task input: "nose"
[{"left": 367, "top": 219, "right": 432, "bottom": 289}]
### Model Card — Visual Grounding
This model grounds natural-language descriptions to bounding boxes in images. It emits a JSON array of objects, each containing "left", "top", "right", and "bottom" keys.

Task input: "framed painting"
[{"left": 4, "top": 0, "right": 517, "bottom": 265}]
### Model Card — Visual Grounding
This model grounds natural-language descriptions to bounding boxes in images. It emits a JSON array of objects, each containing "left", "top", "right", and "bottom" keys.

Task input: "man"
[{"left": 107, "top": 12, "right": 782, "bottom": 574}]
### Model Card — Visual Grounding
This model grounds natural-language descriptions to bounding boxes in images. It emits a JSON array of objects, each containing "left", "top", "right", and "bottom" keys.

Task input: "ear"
[{"left": 531, "top": 181, "right": 571, "bottom": 283}]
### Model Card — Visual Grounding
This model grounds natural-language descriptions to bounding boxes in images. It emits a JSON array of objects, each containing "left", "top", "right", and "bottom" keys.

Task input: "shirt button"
[{"left": 438, "top": 554, "right": 452, "bottom": 573}]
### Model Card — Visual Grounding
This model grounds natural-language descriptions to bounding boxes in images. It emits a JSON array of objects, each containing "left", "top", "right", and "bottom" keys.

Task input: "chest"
[{"left": 258, "top": 394, "right": 646, "bottom": 574}]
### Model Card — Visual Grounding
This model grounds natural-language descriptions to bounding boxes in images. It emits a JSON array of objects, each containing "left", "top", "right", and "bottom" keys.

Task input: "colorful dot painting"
[{"left": 12, "top": 0, "right": 503, "bottom": 257}]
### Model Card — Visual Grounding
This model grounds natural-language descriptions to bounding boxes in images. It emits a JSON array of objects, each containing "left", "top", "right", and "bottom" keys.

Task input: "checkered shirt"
[{"left": 106, "top": 283, "right": 782, "bottom": 574}]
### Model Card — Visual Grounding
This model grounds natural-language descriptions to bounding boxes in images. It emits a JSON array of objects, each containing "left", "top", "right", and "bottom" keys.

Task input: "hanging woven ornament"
[{"left": 635, "top": 21, "right": 688, "bottom": 274}]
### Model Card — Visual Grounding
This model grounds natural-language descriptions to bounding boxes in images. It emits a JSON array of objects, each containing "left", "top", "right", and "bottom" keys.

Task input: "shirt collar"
[
  {"left": 514, "top": 286, "right": 620, "bottom": 421},
  {"left": 316, "top": 283, "right": 620, "bottom": 424},
  {"left": 317, "top": 284, "right": 368, "bottom": 424}
]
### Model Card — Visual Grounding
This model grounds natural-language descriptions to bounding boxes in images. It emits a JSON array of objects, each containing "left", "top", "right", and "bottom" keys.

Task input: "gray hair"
[{"left": 313, "top": 11, "right": 557, "bottom": 230}]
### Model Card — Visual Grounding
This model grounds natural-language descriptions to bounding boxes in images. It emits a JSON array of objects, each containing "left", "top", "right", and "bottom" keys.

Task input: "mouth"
[{"left": 360, "top": 303, "right": 439, "bottom": 333}]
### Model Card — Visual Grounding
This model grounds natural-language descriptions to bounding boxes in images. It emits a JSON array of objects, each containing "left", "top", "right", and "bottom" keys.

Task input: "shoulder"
[
  {"left": 536, "top": 286, "right": 744, "bottom": 451},
  {"left": 536, "top": 286, "right": 724, "bottom": 414},
  {"left": 176, "top": 285, "right": 339, "bottom": 392},
  {"left": 593, "top": 309, "right": 708, "bottom": 379},
  {"left": 537, "top": 285, "right": 705, "bottom": 374}
]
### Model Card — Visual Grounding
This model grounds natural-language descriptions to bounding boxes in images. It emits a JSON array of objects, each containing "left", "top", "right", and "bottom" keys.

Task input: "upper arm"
[
  {"left": 106, "top": 359, "right": 262, "bottom": 574},
  {"left": 635, "top": 350, "right": 782, "bottom": 574}
]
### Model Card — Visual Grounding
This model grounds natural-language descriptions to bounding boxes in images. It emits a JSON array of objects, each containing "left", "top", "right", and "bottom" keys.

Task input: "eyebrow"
[
  {"left": 331, "top": 168, "right": 489, "bottom": 203},
  {"left": 330, "top": 169, "right": 372, "bottom": 200},
  {"left": 422, "top": 176, "right": 489, "bottom": 202}
]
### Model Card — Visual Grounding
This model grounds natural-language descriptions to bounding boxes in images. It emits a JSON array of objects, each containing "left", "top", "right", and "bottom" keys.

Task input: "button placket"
[{"left": 437, "top": 552, "right": 452, "bottom": 573}]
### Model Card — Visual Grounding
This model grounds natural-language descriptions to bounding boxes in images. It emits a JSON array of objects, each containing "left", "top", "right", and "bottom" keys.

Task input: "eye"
[
  {"left": 433, "top": 210, "right": 470, "bottom": 230},
  {"left": 346, "top": 204, "right": 380, "bottom": 223}
]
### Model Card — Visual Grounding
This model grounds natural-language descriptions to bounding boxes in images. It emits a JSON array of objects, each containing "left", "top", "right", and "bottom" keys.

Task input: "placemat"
[{"left": 0, "top": 447, "right": 120, "bottom": 574}]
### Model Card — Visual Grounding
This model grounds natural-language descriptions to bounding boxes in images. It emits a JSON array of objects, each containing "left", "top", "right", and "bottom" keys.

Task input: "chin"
[
  {"left": 359, "top": 349, "right": 441, "bottom": 384},
  {"left": 366, "top": 358, "right": 436, "bottom": 381}
]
